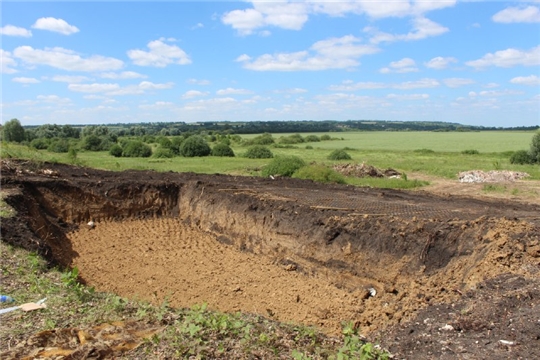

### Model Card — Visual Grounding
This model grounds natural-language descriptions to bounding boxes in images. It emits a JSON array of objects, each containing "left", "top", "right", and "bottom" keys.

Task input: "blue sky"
[{"left": 1, "top": 1, "right": 539, "bottom": 127}]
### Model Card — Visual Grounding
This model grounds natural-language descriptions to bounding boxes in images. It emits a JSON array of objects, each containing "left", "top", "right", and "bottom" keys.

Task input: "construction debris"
[
  {"left": 458, "top": 170, "right": 530, "bottom": 183},
  {"left": 333, "top": 163, "right": 401, "bottom": 178}
]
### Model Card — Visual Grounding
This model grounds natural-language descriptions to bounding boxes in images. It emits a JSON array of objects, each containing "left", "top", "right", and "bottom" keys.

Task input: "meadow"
[{"left": 2, "top": 131, "right": 539, "bottom": 187}]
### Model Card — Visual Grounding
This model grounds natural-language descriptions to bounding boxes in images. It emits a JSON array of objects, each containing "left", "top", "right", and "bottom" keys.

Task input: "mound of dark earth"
[{"left": 2, "top": 160, "right": 539, "bottom": 358}]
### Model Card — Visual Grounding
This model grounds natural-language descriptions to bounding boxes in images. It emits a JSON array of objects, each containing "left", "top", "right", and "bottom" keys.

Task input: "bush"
[
  {"left": 304, "top": 135, "right": 320, "bottom": 142},
  {"left": 462, "top": 149, "right": 479, "bottom": 155},
  {"left": 122, "top": 140, "right": 152, "bottom": 157},
  {"left": 262, "top": 156, "right": 306, "bottom": 177},
  {"left": 82, "top": 135, "right": 103, "bottom": 151},
  {"left": 170, "top": 137, "right": 184, "bottom": 155},
  {"left": 278, "top": 134, "right": 304, "bottom": 144},
  {"left": 320, "top": 134, "right": 331, "bottom": 141},
  {"left": 211, "top": 143, "right": 235, "bottom": 157},
  {"left": 109, "top": 144, "right": 123, "bottom": 157},
  {"left": 327, "top": 149, "right": 352, "bottom": 160},
  {"left": 180, "top": 135, "right": 211, "bottom": 157},
  {"left": 153, "top": 147, "right": 174, "bottom": 158},
  {"left": 47, "top": 138, "right": 70, "bottom": 153},
  {"left": 292, "top": 164, "right": 346, "bottom": 184},
  {"left": 414, "top": 148, "right": 435, "bottom": 154},
  {"left": 244, "top": 145, "right": 273, "bottom": 159},
  {"left": 30, "top": 138, "right": 50, "bottom": 150},
  {"left": 244, "top": 133, "right": 274, "bottom": 146},
  {"left": 509, "top": 150, "right": 534, "bottom": 164}
]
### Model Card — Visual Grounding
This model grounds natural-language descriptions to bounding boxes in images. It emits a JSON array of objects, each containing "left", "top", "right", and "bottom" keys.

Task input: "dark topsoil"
[{"left": 1, "top": 159, "right": 539, "bottom": 359}]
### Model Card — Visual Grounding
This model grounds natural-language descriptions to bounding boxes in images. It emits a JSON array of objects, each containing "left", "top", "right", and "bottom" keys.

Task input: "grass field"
[{"left": 2, "top": 131, "right": 539, "bottom": 184}]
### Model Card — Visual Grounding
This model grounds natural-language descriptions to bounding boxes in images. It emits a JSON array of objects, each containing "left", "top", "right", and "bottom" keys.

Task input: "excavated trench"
[{"left": 2, "top": 161, "right": 540, "bottom": 335}]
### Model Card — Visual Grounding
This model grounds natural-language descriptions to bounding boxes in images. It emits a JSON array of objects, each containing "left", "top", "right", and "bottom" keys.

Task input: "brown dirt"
[{"left": 2, "top": 160, "right": 540, "bottom": 358}]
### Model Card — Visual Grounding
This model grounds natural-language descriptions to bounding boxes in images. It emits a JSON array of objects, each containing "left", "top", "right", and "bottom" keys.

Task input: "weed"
[{"left": 462, "top": 149, "right": 480, "bottom": 155}]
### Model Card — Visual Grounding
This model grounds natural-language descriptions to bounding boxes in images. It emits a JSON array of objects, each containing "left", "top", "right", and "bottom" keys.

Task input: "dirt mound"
[
  {"left": 459, "top": 170, "right": 530, "bottom": 183},
  {"left": 1, "top": 160, "right": 540, "bottom": 356},
  {"left": 332, "top": 162, "right": 400, "bottom": 178}
]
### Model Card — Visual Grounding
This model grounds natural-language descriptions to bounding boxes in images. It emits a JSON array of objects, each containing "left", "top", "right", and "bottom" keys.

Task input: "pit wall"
[{"left": 9, "top": 178, "right": 535, "bottom": 296}]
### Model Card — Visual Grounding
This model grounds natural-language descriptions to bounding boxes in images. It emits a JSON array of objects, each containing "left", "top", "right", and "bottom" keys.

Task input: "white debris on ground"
[{"left": 458, "top": 170, "right": 530, "bottom": 183}]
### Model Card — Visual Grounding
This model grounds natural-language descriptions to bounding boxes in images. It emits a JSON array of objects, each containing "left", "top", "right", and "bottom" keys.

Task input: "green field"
[{"left": 2, "top": 131, "right": 539, "bottom": 184}]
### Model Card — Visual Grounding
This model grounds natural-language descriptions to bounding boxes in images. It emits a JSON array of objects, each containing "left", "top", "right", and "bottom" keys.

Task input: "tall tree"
[{"left": 2, "top": 119, "right": 25, "bottom": 143}]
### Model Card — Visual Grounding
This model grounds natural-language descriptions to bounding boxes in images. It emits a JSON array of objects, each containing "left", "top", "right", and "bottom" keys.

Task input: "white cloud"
[
  {"left": 483, "top": 82, "right": 500, "bottom": 89},
  {"left": 32, "top": 17, "right": 79, "bottom": 35},
  {"left": 36, "top": 95, "right": 72, "bottom": 104},
  {"left": 492, "top": 6, "right": 540, "bottom": 23},
  {"left": 187, "top": 78, "right": 210, "bottom": 85},
  {"left": 192, "top": 23, "right": 204, "bottom": 30},
  {"left": 182, "top": 90, "right": 209, "bottom": 99},
  {"left": 466, "top": 45, "right": 540, "bottom": 68},
  {"left": 386, "top": 93, "right": 429, "bottom": 100},
  {"left": 216, "top": 87, "right": 253, "bottom": 95},
  {"left": 274, "top": 88, "right": 308, "bottom": 94},
  {"left": 0, "top": 25, "right": 32, "bottom": 37},
  {"left": 127, "top": 39, "right": 191, "bottom": 67},
  {"left": 380, "top": 57, "right": 418, "bottom": 73},
  {"left": 443, "top": 78, "right": 475, "bottom": 88},
  {"left": 51, "top": 75, "right": 91, "bottom": 83},
  {"left": 68, "top": 83, "right": 120, "bottom": 93},
  {"left": 238, "top": 35, "right": 379, "bottom": 71},
  {"left": 394, "top": 78, "right": 440, "bottom": 89},
  {"left": 1, "top": 49, "right": 18, "bottom": 73},
  {"left": 106, "top": 81, "right": 174, "bottom": 96},
  {"left": 139, "top": 101, "right": 174, "bottom": 109},
  {"left": 99, "top": 71, "right": 147, "bottom": 79},
  {"left": 329, "top": 81, "right": 387, "bottom": 91},
  {"left": 13, "top": 77, "right": 40, "bottom": 84},
  {"left": 510, "top": 75, "right": 540, "bottom": 86},
  {"left": 478, "top": 89, "right": 524, "bottom": 97},
  {"left": 366, "top": 17, "right": 449, "bottom": 44},
  {"left": 235, "top": 54, "right": 252, "bottom": 62},
  {"left": 424, "top": 56, "right": 458, "bottom": 69},
  {"left": 13, "top": 46, "right": 124, "bottom": 72}
]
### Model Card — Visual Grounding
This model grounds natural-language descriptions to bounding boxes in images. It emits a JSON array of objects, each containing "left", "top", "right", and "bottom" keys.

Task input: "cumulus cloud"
[
  {"left": 32, "top": 17, "right": 79, "bottom": 35},
  {"left": 12, "top": 77, "right": 40, "bottom": 84},
  {"left": 328, "top": 78, "right": 440, "bottom": 91},
  {"left": 274, "top": 88, "right": 308, "bottom": 94},
  {"left": 68, "top": 81, "right": 173, "bottom": 95},
  {"left": 127, "top": 39, "right": 191, "bottom": 67},
  {"left": 222, "top": 1, "right": 457, "bottom": 34},
  {"left": 492, "top": 6, "right": 540, "bottom": 23},
  {"left": 1, "top": 49, "right": 18, "bottom": 73},
  {"left": 237, "top": 35, "right": 379, "bottom": 71},
  {"left": 13, "top": 46, "right": 123, "bottom": 72},
  {"left": 394, "top": 78, "right": 440, "bottom": 89},
  {"left": 380, "top": 57, "right": 418, "bottom": 73},
  {"left": 510, "top": 75, "right": 540, "bottom": 86},
  {"left": 182, "top": 90, "right": 209, "bottom": 99},
  {"left": 99, "top": 71, "right": 147, "bottom": 79},
  {"left": 466, "top": 45, "right": 540, "bottom": 68},
  {"left": 216, "top": 87, "right": 253, "bottom": 95},
  {"left": 51, "top": 75, "right": 91, "bottom": 83},
  {"left": 442, "top": 78, "right": 475, "bottom": 88},
  {"left": 68, "top": 83, "right": 120, "bottom": 93},
  {"left": 366, "top": 17, "right": 449, "bottom": 44},
  {"left": 424, "top": 56, "right": 458, "bottom": 69},
  {"left": 0, "top": 25, "right": 32, "bottom": 37},
  {"left": 386, "top": 93, "right": 429, "bottom": 100}
]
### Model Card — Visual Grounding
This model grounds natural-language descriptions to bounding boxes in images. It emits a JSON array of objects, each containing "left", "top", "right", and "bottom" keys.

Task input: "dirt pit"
[{"left": 2, "top": 160, "right": 540, "bottom": 356}]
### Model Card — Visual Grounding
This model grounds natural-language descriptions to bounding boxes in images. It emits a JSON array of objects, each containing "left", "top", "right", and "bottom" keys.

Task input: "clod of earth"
[{"left": 1, "top": 160, "right": 540, "bottom": 357}]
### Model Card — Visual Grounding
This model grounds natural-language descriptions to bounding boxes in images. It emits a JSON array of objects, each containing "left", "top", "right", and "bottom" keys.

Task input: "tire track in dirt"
[{"left": 68, "top": 218, "right": 366, "bottom": 334}]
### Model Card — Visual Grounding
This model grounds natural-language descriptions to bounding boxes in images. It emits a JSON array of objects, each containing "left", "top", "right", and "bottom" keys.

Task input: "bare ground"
[{"left": 1, "top": 160, "right": 539, "bottom": 358}]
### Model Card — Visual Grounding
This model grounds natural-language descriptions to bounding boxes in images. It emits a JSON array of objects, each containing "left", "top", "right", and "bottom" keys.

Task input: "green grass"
[{"left": 0, "top": 243, "right": 389, "bottom": 359}]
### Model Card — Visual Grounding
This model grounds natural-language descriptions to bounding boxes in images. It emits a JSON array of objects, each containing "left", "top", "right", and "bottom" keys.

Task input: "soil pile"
[
  {"left": 332, "top": 162, "right": 401, "bottom": 178},
  {"left": 1, "top": 160, "right": 539, "bottom": 357}
]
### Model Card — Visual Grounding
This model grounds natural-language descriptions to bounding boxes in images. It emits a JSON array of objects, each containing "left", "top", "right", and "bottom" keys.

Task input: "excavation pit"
[{"left": 2, "top": 160, "right": 540, "bottom": 336}]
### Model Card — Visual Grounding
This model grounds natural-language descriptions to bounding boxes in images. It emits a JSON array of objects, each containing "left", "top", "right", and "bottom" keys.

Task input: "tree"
[
  {"left": 529, "top": 131, "right": 540, "bottom": 163},
  {"left": 2, "top": 119, "right": 25, "bottom": 142},
  {"left": 211, "top": 143, "right": 235, "bottom": 157},
  {"left": 244, "top": 145, "right": 273, "bottom": 159},
  {"left": 180, "top": 135, "right": 211, "bottom": 157},
  {"left": 122, "top": 140, "right": 152, "bottom": 157}
]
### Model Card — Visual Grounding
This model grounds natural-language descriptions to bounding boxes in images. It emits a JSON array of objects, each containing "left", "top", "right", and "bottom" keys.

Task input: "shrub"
[
  {"left": 157, "top": 136, "right": 172, "bottom": 148},
  {"left": 509, "top": 150, "right": 534, "bottom": 164},
  {"left": 320, "top": 134, "right": 331, "bottom": 141},
  {"left": 30, "top": 138, "right": 50, "bottom": 150},
  {"left": 180, "top": 135, "right": 211, "bottom": 157},
  {"left": 244, "top": 145, "right": 273, "bottom": 159},
  {"left": 327, "top": 149, "right": 352, "bottom": 160},
  {"left": 122, "top": 140, "right": 152, "bottom": 157},
  {"left": 47, "top": 138, "right": 69, "bottom": 153},
  {"left": 462, "top": 149, "right": 479, "bottom": 155},
  {"left": 109, "top": 144, "right": 123, "bottom": 157},
  {"left": 262, "top": 156, "right": 306, "bottom": 177},
  {"left": 304, "top": 135, "right": 320, "bottom": 142},
  {"left": 82, "top": 135, "right": 103, "bottom": 151},
  {"left": 153, "top": 147, "right": 174, "bottom": 158},
  {"left": 278, "top": 134, "right": 304, "bottom": 144},
  {"left": 211, "top": 143, "right": 235, "bottom": 157},
  {"left": 414, "top": 148, "right": 435, "bottom": 154},
  {"left": 170, "top": 137, "right": 184, "bottom": 155},
  {"left": 292, "top": 164, "right": 346, "bottom": 184},
  {"left": 305, "top": 145, "right": 313, "bottom": 150},
  {"left": 244, "top": 133, "right": 274, "bottom": 145}
]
